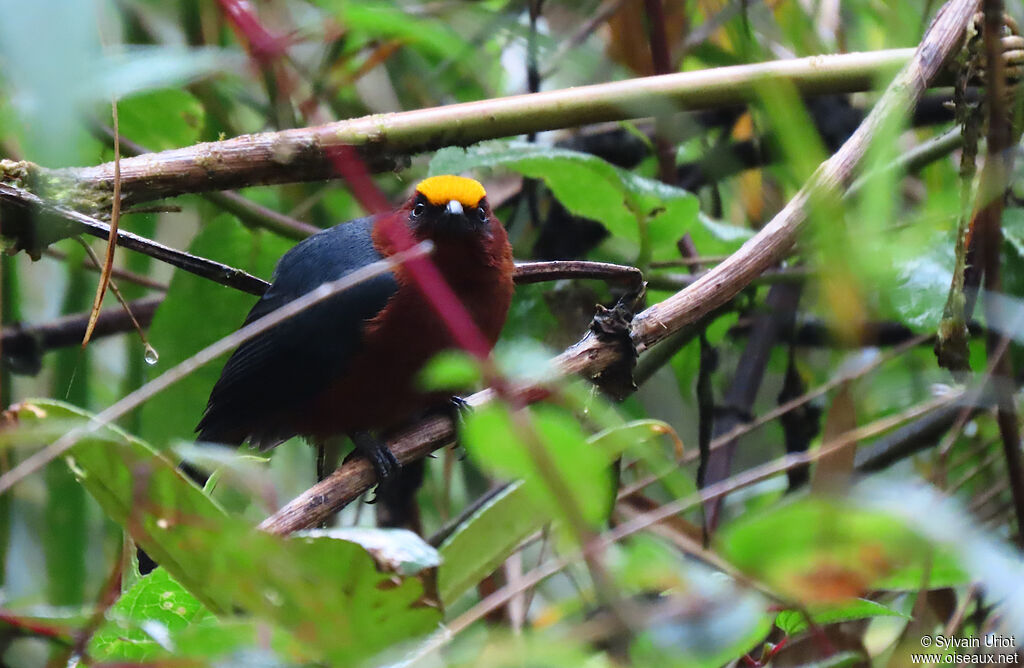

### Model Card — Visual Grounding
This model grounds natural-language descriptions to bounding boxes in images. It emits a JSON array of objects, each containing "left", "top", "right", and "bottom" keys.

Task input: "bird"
[{"left": 195, "top": 175, "right": 515, "bottom": 528}]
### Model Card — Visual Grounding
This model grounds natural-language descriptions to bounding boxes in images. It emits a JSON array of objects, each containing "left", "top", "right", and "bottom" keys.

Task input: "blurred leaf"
[
  {"left": 87, "top": 46, "right": 242, "bottom": 101},
  {"left": 627, "top": 560, "right": 771, "bottom": 668},
  {"left": 810, "top": 383, "right": 857, "bottom": 495},
  {"left": 43, "top": 242, "right": 92, "bottom": 607},
  {"left": 418, "top": 350, "right": 482, "bottom": 392},
  {"left": 140, "top": 214, "right": 291, "bottom": 449},
  {"left": 753, "top": 80, "right": 827, "bottom": 189},
  {"left": 854, "top": 478, "right": 1024, "bottom": 636},
  {"left": 462, "top": 402, "right": 614, "bottom": 533},
  {"left": 322, "top": 1, "right": 474, "bottom": 60},
  {"left": 0, "top": 0, "right": 101, "bottom": 165},
  {"left": 13, "top": 400, "right": 442, "bottom": 664},
  {"left": 775, "top": 598, "right": 906, "bottom": 636},
  {"left": 117, "top": 88, "right": 206, "bottom": 152},
  {"left": 438, "top": 481, "right": 541, "bottom": 606},
  {"left": 717, "top": 497, "right": 935, "bottom": 603},
  {"left": 300, "top": 526, "right": 441, "bottom": 576}
]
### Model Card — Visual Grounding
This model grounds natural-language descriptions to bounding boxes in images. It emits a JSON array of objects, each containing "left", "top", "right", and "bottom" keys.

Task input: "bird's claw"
[{"left": 352, "top": 432, "right": 400, "bottom": 502}]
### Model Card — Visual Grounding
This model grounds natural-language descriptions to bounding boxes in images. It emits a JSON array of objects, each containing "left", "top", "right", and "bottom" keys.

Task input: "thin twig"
[
  {"left": 1, "top": 297, "right": 162, "bottom": 360},
  {"left": 73, "top": 238, "right": 156, "bottom": 359},
  {"left": 0, "top": 182, "right": 269, "bottom": 296},
  {"left": 512, "top": 260, "right": 642, "bottom": 287},
  {"left": 44, "top": 248, "right": 166, "bottom": 291}
]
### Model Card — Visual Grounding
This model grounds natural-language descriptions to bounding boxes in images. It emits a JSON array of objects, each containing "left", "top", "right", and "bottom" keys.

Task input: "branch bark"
[
  {"left": 42, "top": 49, "right": 915, "bottom": 208},
  {"left": 259, "top": 0, "right": 979, "bottom": 535}
]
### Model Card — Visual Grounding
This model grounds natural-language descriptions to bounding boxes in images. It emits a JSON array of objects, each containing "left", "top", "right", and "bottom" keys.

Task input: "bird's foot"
[
  {"left": 350, "top": 432, "right": 400, "bottom": 503},
  {"left": 448, "top": 395, "right": 473, "bottom": 422},
  {"left": 445, "top": 396, "right": 473, "bottom": 461}
]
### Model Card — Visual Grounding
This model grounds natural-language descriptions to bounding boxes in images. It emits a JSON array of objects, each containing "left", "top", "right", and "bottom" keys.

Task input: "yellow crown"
[{"left": 415, "top": 175, "right": 486, "bottom": 208}]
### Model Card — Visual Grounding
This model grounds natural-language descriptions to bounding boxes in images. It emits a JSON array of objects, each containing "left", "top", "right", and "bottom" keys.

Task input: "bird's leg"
[
  {"left": 314, "top": 437, "right": 344, "bottom": 482},
  {"left": 351, "top": 431, "right": 400, "bottom": 487}
]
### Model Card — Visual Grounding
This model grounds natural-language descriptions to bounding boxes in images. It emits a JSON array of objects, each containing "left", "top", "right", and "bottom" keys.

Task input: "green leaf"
[
  {"left": 462, "top": 403, "right": 615, "bottom": 534},
  {"left": 320, "top": 1, "right": 473, "bottom": 60},
  {"left": 140, "top": 214, "right": 291, "bottom": 449},
  {"left": 438, "top": 481, "right": 541, "bottom": 606},
  {"left": 418, "top": 350, "right": 482, "bottom": 392},
  {"left": 429, "top": 142, "right": 701, "bottom": 247},
  {"left": 117, "top": 89, "right": 205, "bottom": 152},
  {"left": 716, "top": 497, "right": 934, "bottom": 603},
  {"left": 15, "top": 401, "right": 443, "bottom": 665},
  {"left": 775, "top": 598, "right": 907, "bottom": 636},
  {"left": 90, "top": 569, "right": 217, "bottom": 661}
]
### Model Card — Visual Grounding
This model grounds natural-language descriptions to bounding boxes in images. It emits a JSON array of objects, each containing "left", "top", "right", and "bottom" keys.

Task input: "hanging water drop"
[{"left": 144, "top": 345, "right": 159, "bottom": 365}]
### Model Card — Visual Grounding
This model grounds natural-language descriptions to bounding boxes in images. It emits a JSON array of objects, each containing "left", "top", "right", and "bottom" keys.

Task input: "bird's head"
[{"left": 405, "top": 175, "right": 494, "bottom": 239}]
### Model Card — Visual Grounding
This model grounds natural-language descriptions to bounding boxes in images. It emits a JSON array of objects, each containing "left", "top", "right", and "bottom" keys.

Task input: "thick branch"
[
  {"left": 50, "top": 50, "right": 915, "bottom": 207},
  {"left": 258, "top": 0, "right": 977, "bottom": 536}
]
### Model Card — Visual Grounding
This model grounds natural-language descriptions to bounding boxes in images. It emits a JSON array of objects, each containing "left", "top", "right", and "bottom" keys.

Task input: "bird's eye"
[
  {"left": 477, "top": 207, "right": 488, "bottom": 223},
  {"left": 412, "top": 202, "right": 426, "bottom": 218}
]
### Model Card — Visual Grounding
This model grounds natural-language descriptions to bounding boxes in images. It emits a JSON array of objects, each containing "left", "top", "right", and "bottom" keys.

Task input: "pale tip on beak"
[{"left": 445, "top": 200, "right": 464, "bottom": 216}]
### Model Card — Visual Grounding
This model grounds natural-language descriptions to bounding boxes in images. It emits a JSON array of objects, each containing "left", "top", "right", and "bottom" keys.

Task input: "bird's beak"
[{"left": 445, "top": 200, "right": 464, "bottom": 217}]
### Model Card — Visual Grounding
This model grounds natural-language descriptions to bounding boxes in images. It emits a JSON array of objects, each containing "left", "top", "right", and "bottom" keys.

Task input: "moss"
[{"left": 0, "top": 159, "right": 33, "bottom": 188}]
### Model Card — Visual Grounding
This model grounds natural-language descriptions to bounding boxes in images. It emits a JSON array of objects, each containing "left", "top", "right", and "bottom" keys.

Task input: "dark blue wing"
[{"left": 196, "top": 217, "right": 397, "bottom": 448}]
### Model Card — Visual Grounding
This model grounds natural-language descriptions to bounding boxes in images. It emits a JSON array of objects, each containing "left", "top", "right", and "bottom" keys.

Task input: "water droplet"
[{"left": 144, "top": 345, "right": 159, "bottom": 365}]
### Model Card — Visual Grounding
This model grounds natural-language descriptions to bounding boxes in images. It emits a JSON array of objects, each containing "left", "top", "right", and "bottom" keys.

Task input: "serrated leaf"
[{"left": 13, "top": 401, "right": 442, "bottom": 665}]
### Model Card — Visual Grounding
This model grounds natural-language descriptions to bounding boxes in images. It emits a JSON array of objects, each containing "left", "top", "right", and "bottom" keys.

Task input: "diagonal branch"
[{"left": 259, "top": 0, "right": 979, "bottom": 535}]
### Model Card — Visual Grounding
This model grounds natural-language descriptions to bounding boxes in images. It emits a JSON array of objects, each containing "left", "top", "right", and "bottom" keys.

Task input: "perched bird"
[{"left": 196, "top": 175, "right": 515, "bottom": 527}]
